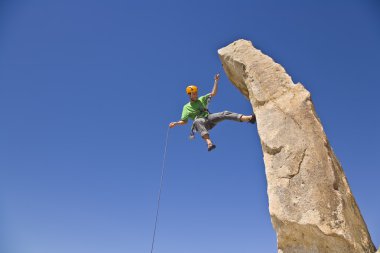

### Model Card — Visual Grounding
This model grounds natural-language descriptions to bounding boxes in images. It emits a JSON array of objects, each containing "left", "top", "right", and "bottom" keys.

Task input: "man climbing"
[{"left": 169, "top": 73, "right": 256, "bottom": 151}]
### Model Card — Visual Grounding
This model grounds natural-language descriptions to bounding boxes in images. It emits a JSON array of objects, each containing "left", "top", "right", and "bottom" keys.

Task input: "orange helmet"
[{"left": 186, "top": 85, "right": 198, "bottom": 94}]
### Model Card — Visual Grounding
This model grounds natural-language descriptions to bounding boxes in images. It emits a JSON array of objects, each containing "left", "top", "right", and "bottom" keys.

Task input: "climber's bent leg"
[
  {"left": 193, "top": 118, "right": 216, "bottom": 151},
  {"left": 193, "top": 118, "right": 209, "bottom": 137}
]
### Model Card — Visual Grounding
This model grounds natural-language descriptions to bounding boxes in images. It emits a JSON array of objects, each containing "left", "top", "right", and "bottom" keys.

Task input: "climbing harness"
[
  {"left": 150, "top": 126, "right": 170, "bottom": 253},
  {"left": 189, "top": 95, "right": 212, "bottom": 140}
]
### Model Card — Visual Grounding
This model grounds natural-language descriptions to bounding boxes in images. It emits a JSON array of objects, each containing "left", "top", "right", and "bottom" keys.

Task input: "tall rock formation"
[{"left": 218, "top": 39, "right": 376, "bottom": 253}]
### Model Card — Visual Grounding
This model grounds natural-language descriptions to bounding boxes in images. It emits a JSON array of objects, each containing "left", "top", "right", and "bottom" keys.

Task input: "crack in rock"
[
  {"left": 279, "top": 148, "right": 307, "bottom": 180},
  {"left": 289, "top": 148, "right": 307, "bottom": 179}
]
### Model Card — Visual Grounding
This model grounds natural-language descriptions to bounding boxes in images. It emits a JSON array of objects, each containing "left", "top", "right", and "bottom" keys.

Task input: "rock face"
[{"left": 218, "top": 39, "right": 376, "bottom": 253}]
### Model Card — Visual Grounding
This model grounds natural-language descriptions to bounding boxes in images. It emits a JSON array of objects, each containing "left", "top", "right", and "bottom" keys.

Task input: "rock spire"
[{"left": 218, "top": 39, "right": 376, "bottom": 253}]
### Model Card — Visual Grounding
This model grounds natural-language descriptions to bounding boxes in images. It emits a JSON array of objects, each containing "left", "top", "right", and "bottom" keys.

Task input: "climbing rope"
[{"left": 150, "top": 126, "right": 170, "bottom": 253}]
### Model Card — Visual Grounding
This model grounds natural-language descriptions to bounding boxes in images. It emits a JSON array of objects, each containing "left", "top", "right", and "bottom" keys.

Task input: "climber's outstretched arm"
[
  {"left": 210, "top": 73, "right": 219, "bottom": 97},
  {"left": 169, "top": 120, "right": 187, "bottom": 128}
]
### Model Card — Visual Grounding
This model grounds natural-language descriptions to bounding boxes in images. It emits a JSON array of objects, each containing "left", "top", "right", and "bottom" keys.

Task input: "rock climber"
[{"left": 169, "top": 73, "right": 256, "bottom": 151}]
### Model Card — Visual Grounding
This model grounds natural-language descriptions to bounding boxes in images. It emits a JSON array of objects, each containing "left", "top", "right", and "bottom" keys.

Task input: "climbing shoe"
[
  {"left": 208, "top": 144, "right": 216, "bottom": 152},
  {"left": 249, "top": 114, "right": 256, "bottom": 124}
]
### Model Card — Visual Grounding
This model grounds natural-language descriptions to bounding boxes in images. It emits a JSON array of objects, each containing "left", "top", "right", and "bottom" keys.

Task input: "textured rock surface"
[{"left": 218, "top": 39, "right": 376, "bottom": 253}]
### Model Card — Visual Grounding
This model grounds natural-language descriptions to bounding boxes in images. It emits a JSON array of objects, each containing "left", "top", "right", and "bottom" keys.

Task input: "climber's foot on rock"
[{"left": 249, "top": 114, "right": 256, "bottom": 124}]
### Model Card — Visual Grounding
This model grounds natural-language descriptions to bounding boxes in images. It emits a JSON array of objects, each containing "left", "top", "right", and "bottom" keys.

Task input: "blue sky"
[{"left": 1, "top": 0, "right": 379, "bottom": 252}]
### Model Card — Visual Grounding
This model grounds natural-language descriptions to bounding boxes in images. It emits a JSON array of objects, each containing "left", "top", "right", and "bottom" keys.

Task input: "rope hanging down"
[{"left": 150, "top": 126, "right": 170, "bottom": 253}]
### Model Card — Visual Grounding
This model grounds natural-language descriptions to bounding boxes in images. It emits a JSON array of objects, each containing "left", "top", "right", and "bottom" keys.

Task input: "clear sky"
[{"left": 1, "top": 0, "right": 379, "bottom": 252}]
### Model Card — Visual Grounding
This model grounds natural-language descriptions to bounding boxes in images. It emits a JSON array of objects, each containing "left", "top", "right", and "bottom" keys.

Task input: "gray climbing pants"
[{"left": 193, "top": 111, "right": 243, "bottom": 137}]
